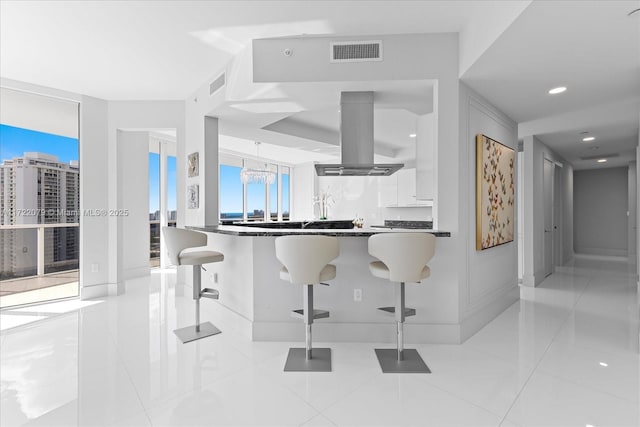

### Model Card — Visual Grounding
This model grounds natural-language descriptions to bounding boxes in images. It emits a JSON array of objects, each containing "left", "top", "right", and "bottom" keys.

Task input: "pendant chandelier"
[{"left": 240, "top": 142, "right": 276, "bottom": 185}]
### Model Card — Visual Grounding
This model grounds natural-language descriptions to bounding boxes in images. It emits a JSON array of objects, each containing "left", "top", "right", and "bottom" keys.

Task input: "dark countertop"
[{"left": 187, "top": 224, "right": 451, "bottom": 237}]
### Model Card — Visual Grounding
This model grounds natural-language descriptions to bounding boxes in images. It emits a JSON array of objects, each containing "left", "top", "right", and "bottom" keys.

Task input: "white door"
[
  {"left": 554, "top": 164, "right": 563, "bottom": 267},
  {"left": 543, "top": 158, "right": 554, "bottom": 277}
]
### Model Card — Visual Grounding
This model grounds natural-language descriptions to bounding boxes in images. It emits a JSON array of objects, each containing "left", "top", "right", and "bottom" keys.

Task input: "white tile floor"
[{"left": 1, "top": 257, "right": 638, "bottom": 426}]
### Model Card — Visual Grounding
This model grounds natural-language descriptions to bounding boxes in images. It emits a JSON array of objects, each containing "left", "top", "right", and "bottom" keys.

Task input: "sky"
[
  {"left": 0, "top": 124, "right": 78, "bottom": 164},
  {"left": 220, "top": 164, "right": 289, "bottom": 216},
  {"left": 149, "top": 153, "right": 177, "bottom": 214}
]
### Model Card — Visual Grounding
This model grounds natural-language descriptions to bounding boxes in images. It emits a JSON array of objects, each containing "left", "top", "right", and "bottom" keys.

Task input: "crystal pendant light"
[{"left": 240, "top": 142, "right": 276, "bottom": 184}]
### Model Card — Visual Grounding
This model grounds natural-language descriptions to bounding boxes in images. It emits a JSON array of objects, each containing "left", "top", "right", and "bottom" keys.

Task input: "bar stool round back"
[
  {"left": 275, "top": 235, "right": 339, "bottom": 372},
  {"left": 163, "top": 227, "right": 224, "bottom": 343},
  {"left": 368, "top": 232, "right": 436, "bottom": 373}
]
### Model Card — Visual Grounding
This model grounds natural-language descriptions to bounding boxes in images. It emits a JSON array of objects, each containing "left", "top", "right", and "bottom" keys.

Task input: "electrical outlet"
[
  {"left": 213, "top": 273, "right": 218, "bottom": 283},
  {"left": 353, "top": 288, "right": 362, "bottom": 302},
  {"left": 91, "top": 263, "right": 99, "bottom": 273}
]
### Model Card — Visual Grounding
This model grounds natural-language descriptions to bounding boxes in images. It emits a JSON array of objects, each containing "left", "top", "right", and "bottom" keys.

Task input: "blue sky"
[
  {"left": 219, "top": 165, "right": 290, "bottom": 215},
  {"left": 149, "top": 153, "right": 177, "bottom": 214},
  {"left": 0, "top": 124, "right": 78, "bottom": 164}
]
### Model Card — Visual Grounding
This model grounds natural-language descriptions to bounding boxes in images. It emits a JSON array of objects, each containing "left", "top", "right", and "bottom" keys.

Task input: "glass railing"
[
  {"left": 0, "top": 223, "right": 80, "bottom": 308},
  {"left": 149, "top": 220, "right": 176, "bottom": 265}
]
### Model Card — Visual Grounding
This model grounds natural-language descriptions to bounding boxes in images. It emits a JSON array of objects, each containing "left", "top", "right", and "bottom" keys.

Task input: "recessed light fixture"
[
  {"left": 599, "top": 362, "right": 608, "bottom": 367},
  {"left": 582, "top": 136, "right": 595, "bottom": 142},
  {"left": 597, "top": 159, "right": 607, "bottom": 163},
  {"left": 548, "top": 86, "right": 567, "bottom": 94},
  {"left": 409, "top": 133, "right": 417, "bottom": 138}
]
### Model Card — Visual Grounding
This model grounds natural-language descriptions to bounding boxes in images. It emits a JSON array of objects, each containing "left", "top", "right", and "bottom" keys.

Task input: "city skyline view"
[
  {"left": 0, "top": 124, "right": 78, "bottom": 165},
  {"left": 148, "top": 152, "right": 177, "bottom": 215},
  {"left": 0, "top": 123, "right": 80, "bottom": 288}
]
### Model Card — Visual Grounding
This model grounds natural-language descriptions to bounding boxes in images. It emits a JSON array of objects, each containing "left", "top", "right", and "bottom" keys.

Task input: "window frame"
[{"left": 219, "top": 152, "right": 292, "bottom": 223}]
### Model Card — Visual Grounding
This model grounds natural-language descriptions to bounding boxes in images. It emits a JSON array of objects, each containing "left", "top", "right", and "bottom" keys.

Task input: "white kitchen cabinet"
[
  {"left": 416, "top": 113, "right": 436, "bottom": 200},
  {"left": 378, "top": 168, "right": 432, "bottom": 207}
]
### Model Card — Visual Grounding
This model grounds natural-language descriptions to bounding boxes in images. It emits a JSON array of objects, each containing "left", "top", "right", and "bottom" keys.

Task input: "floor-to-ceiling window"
[
  {"left": 0, "top": 88, "right": 80, "bottom": 308},
  {"left": 167, "top": 155, "right": 177, "bottom": 227},
  {"left": 149, "top": 151, "right": 160, "bottom": 266},
  {"left": 149, "top": 136, "right": 176, "bottom": 268},
  {"left": 219, "top": 153, "right": 291, "bottom": 222}
]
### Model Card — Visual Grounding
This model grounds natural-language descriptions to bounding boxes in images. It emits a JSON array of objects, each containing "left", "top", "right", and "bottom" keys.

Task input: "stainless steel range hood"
[{"left": 315, "top": 91, "right": 404, "bottom": 176}]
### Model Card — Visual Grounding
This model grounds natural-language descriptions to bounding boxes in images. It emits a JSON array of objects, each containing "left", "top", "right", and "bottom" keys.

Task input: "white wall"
[
  {"left": 107, "top": 101, "right": 186, "bottom": 294},
  {"left": 457, "top": 82, "right": 519, "bottom": 340},
  {"left": 522, "top": 135, "right": 573, "bottom": 286},
  {"left": 574, "top": 167, "right": 629, "bottom": 257},
  {"left": 79, "top": 95, "right": 110, "bottom": 297},
  {"left": 117, "top": 131, "right": 151, "bottom": 279},
  {"left": 628, "top": 162, "right": 637, "bottom": 261}
]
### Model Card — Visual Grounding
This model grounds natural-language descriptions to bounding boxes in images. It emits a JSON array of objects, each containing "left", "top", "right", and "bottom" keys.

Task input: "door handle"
[{"left": 544, "top": 230, "right": 552, "bottom": 233}]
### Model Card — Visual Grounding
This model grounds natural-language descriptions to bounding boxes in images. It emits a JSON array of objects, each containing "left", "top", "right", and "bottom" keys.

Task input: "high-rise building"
[{"left": 0, "top": 152, "right": 79, "bottom": 279}]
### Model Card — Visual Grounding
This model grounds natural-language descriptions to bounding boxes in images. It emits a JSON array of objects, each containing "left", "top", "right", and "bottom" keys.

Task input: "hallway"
[{"left": 1, "top": 257, "right": 638, "bottom": 426}]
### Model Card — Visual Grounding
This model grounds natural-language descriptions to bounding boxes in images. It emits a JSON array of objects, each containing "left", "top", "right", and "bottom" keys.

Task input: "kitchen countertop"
[{"left": 188, "top": 224, "right": 451, "bottom": 237}]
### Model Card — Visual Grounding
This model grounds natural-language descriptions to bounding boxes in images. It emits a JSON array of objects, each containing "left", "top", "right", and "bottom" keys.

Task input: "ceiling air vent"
[
  {"left": 330, "top": 41, "right": 382, "bottom": 63},
  {"left": 209, "top": 73, "right": 225, "bottom": 95}
]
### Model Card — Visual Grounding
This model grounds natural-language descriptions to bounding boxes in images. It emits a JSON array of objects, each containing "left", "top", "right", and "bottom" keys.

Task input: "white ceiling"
[
  {"left": 1, "top": 0, "right": 638, "bottom": 170},
  {"left": 461, "top": 0, "right": 640, "bottom": 170},
  {"left": 0, "top": 0, "right": 524, "bottom": 100}
]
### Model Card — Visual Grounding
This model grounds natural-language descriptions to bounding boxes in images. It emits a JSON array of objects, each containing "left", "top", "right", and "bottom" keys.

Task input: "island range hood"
[{"left": 315, "top": 91, "right": 404, "bottom": 176}]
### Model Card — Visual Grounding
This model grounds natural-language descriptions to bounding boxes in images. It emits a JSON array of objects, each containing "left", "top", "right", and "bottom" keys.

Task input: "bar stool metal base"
[
  {"left": 174, "top": 322, "right": 221, "bottom": 344},
  {"left": 375, "top": 348, "right": 431, "bottom": 373},
  {"left": 284, "top": 348, "right": 331, "bottom": 372}
]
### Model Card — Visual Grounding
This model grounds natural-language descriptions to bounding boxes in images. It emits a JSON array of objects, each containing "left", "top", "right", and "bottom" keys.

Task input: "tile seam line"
[
  {"left": 497, "top": 269, "right": 597, "bottom": 425},
  {"left": 104, "top": 317, "right": 152, "bottom": 426}
]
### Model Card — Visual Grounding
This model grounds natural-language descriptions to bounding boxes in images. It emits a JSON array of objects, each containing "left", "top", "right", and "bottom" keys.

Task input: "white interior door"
[
  {"left": 543, "top": 158, "right": 554, "bottom": 277},
  {"left": 554, "top": 164, "right": 563, "bottom": 267}
]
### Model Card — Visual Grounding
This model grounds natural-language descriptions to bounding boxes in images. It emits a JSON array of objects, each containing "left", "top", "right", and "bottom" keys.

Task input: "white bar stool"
[
  {"left": 163, "top": 227, "right": 224, "bottom": 343},
  {"left": 275, "top": 235, "right": 339, "bottom": 372},
  {"left": 368, "top": 232, "right": 436, "bottom": 373}
]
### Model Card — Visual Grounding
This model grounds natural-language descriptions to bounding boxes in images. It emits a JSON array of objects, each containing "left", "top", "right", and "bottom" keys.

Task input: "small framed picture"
[
  {"left": 187, "top": 184, "right": 199, "bottom": 209},
  {"left": 188, "top": 152, "right": 199, "bottom": 177}
]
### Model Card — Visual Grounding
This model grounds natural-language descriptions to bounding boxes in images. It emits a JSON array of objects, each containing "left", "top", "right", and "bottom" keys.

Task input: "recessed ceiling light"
[
  {"left": 582, "top": 136, "right": 595, "bottom": 142},
  {"left": 409, "top": 133, "right": 417, "bottom": 138},
  {"left": 599, "top": 362, "right": 608, "bottom": 367},
  {"left": 597, "top": 159, "right": 607, "bottom": 163},
  {"left": 548, "top": 86, "right": 567, "bottom": 94}
]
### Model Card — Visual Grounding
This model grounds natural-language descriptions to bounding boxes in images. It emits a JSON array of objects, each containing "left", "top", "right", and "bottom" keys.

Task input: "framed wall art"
[
  {"left": 187, "top": 184, "right": 199, "bottom": 209},
  {"left": 476, "top": 134, "right": 515, "bottom": 250},
  {"left": 188, "top": 152, "right": 199, "bottom": 177}
]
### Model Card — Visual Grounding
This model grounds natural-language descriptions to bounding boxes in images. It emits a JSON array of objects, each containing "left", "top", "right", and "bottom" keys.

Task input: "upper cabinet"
[
  {"left": 378, "top": 168, "right": 432, "bottom": 207},
  {"left": 416, "top": 113, "right": 436, "bottom": 200}
]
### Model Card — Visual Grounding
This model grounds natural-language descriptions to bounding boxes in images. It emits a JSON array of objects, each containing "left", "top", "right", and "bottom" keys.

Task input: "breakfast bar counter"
[
  {"left": 188, "top": 224, "right": 451, "bottom": 237},
  {"left": 185, "top": 223, "right": 456, "bottom": 344}
]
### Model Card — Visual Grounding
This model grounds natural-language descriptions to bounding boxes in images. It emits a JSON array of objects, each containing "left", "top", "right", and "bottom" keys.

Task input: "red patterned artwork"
[{"left": 476, "top": 134, "right": 515, "bottom": 250}]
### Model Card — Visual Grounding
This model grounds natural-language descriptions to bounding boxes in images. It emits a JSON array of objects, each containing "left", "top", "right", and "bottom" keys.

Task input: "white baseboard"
[
  {"left": 574, "top": 253, "right": 629, "bottom": 262},
  {"left": 459, "top": 285, "right": 520, "bottom": 343},
  {"left": 80, "top": 283, "right": 109, "bottom": 299},
  {"left": 124, "top": 265, "right": 150, "bottom": 280}
]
